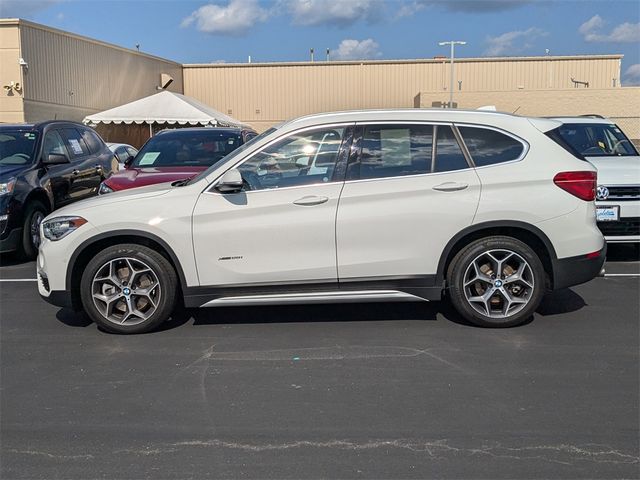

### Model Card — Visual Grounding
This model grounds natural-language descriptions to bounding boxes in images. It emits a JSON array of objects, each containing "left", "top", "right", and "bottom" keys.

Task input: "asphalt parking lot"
[{"left": 1, "top": 245, "right": 638, "bottom": 479}]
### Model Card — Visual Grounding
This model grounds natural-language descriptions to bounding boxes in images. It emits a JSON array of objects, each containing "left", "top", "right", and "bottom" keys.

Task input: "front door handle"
[
  {"left": 432, "top": 182, "right": 468, "bottom": 192},
  {"left": 72, "top": 169, "right": 80, "bottom": 176},
  {"left": 94, "top": 164, "right": 102, "bottom": 171},
  {"left": 293, "top": 195, "right": 329, "bottom": 206}
]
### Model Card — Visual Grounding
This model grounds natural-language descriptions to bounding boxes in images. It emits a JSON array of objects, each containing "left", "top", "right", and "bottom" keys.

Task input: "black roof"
[{"left": 155, "top": 126, "right": 255, "bottom": 136}]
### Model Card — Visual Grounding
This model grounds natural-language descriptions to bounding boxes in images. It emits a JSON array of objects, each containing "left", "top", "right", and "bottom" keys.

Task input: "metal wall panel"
[
  {"left": 183, "top": 56, "right": 622, "bottom": 128},
  {"left": 17, "top": 20, "right": 184, "bottom": 122}
]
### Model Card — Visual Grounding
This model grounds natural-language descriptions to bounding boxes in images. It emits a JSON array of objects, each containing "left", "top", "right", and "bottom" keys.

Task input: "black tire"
[
  {"left": 447, "top": 236, "right": 546, "bottom": 328},
  {"left": 80, "top": 244, "right": 178, "bottom": 334},
  {"left": 20, "top": 201, "right": 47, "bottom": 260}
]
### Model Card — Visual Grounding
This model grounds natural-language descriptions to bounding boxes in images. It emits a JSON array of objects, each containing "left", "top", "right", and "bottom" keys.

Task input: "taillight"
[{"left": 553, "top": 171, "right": 597, "bottom": 201}]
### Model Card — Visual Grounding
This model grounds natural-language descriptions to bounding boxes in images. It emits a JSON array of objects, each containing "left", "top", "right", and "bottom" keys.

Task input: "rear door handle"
[
  {"left": 432, "top": 182, "right": 468, "bottom": 192},
  {"left": 293, "top": 195, "right": 329, "bottom": 206},
  {"left": 94, "top": 164, "right": 102, "bottom": 171}
]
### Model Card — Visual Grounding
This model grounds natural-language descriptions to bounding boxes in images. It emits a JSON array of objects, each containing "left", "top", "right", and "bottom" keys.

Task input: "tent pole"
[{"left": 149, "top": 123, "right": 152, "bottom": 138}]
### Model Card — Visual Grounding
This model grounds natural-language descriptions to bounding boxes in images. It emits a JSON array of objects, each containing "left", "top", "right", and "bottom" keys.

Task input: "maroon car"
[{"left": 98, "top": 127, "right": 257, "bottom": 194}]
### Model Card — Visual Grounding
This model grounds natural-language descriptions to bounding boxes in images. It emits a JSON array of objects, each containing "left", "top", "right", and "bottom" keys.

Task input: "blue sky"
[{"left": 3, "top": 0, "right": 640, "bottom": 83}]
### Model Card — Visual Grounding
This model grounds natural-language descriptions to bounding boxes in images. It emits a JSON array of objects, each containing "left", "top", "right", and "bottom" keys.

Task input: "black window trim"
[
  {"left": 205, "top": 122, "right": 357, "bottom": 195},
  {"left": 453, "top": 122, "right": 530, "bottom": 169},
  {"left": 344, "top": 121, "right": 471, "bottom": 184}
]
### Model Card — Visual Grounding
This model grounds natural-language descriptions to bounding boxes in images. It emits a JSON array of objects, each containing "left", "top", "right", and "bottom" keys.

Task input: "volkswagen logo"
[{"left": 596, "top": 185, "right": 609, "bottom": 200}]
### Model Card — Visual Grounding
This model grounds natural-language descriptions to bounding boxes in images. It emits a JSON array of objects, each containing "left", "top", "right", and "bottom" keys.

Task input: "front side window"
[
  {"left": 0, "top": 130, "right": 39, "bottom": 166},
  {"left": 554, "top": 123, "right": 637, "bottom": 157},
  {"left": 458, "top": 126, "right": 525, "bottom": 167},
  {"left": 42, "top": 130, "right": 67, "bottom": 158},
  {"left": 348, "top": 125, "right": 432, "bottom": 180},
  {"left": 238, "top": 128, "right": 345, "bottom": 191}
]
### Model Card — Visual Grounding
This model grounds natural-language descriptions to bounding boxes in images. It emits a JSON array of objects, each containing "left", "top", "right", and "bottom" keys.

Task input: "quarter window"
[
  {"left": 238, "top": 128, "right": 345, "bottom": 191},
  {"left": 348, "top": 125, "right": 432, "bottom": 180},
  {"left": 459, "top": 126, "right": 525, "bottom": 167},
  {"left": 433, "top": 125, "right": 469, "bottom": 172}
]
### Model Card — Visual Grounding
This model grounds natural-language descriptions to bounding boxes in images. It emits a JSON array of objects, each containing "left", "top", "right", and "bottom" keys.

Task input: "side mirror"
[
  {"left": 215, "top": 169, "right": 244, "bottom": 193},
  {"left": 123, "top": 154, "right": 135, "bottom": 169},
  {"left": 44, "top": 153, "right": 70, "bottom": 165}
]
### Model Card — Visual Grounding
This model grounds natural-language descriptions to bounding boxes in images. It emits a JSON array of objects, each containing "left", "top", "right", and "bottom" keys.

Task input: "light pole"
[{"left": 438, "top": 40, "right": 466, "bottom": 108}]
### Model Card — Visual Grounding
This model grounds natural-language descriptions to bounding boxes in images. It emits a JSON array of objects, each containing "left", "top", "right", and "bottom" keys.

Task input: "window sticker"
[
  {"left": 24, "top": 133, "right": 36, "bottom": 140},
  {"left": 69, "top": 138, "right": 83, "bottom": 155},
  {"left": 138, "top": 152, "right": 161, "bottom": 165}
]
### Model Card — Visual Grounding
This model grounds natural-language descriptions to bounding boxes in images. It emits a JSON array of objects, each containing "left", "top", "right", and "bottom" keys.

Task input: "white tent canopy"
[{"left": 83, "top": 91, "right": 246, "bottom": 128}]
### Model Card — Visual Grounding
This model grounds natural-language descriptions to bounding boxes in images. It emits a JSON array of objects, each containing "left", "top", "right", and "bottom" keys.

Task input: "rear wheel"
[
  {"left": 80, "top": 244, "right": 178, "bottom": 334},
  {"left": 20, "top": 201, "right": 47, "bottom": 260},
  {"left": 447, "top": 236, "right": 546, "bottom": 327}
]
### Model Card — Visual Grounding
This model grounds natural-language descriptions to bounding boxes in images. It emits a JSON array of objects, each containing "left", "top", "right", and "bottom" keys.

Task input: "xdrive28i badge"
[{"left": 596, "top": 186, "right": 609, "bottom": 200}]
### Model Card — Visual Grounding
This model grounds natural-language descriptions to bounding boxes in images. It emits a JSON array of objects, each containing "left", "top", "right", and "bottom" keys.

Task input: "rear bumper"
[{"left": 552, "top": 244, "right": 606, "bottom": 290}]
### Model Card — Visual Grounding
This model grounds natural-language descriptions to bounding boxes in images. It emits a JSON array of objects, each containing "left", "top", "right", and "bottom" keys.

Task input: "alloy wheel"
[
  {"left": 91, "top": 257, "right": 161, "bottom": 326},
  {"left": 30, "top": 211, "right": 45, "bottom": 249},
  {"left": 462, "top": 249, "right": 535, "bottom": 319}
]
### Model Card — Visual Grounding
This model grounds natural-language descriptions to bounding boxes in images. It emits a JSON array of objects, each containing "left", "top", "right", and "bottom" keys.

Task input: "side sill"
[{"left": 199, "top": 290, "right": 428, "bottom": 307}]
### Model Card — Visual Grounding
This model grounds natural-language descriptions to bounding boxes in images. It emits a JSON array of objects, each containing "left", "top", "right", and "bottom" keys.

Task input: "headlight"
[
  {"left": 0, "top": 178, "right": 16, "bottom": 195},
  {"left": 42, "top": 216, "right": 87, "bottom": 241},
  {"left": 98, "top": 182, "right": 114, "bottom": 195}
]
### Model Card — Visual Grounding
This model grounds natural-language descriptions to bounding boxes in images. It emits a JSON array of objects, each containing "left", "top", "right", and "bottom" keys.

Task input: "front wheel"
[
  {"left": 447, "top": 236, "right": 546, "bottom": 327},
  {"left": 80, "top": 244, "right": 178, "bottom": 334},
  {"left": 20, "top": 201, "right": 47, "bottom": 260}
]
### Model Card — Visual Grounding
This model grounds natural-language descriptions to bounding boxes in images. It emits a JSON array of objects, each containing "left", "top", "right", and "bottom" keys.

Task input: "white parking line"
[{"left": 0, "top": 278, "right": 37, "bottom": 282}]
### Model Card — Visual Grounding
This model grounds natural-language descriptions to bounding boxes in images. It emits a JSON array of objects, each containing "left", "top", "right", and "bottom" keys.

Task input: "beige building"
[
  {"left": 0, "top": 19, "right": 183, "bottom": 124},
  {"left": 1, "top": 18, "right": 639, "bottom": 143}
]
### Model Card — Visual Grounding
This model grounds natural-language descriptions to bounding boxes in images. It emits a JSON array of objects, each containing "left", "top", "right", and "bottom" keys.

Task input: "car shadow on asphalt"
[{"left": 54, "top": 288, "right": 588, "bottom": 333}]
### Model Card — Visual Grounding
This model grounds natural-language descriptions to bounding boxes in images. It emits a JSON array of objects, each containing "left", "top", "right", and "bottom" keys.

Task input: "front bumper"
[
  {"left": 552, "top": 244, "right": 607, "bottom": 290},
  {"left": 0, "top": 227, "right": 22, "bottom": 253}
]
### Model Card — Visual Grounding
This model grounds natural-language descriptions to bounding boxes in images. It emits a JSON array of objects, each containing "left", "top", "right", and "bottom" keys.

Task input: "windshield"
[
  {"left": 556, "top": 123, "right": 638, "bottom": 157},
  {"left": 132, "top": 130, "right": 243, "bottom": 168},
  {"left": 0, "top": 130, "right": 39, "bottom": 166},
  {"left": 189, "top": 127, "right": 278, "bottom": 184}
]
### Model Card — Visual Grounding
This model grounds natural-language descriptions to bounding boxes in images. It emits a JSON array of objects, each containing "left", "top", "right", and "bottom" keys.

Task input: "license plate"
[{"left": 596, "top": 206, "right": 620, "bottom": 222}]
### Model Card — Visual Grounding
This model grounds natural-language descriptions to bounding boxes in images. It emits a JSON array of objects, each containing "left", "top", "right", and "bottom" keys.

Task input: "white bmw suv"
[
  {"left": 37, "top": 109, "right": 605, "bottom": 334},
  {"left": 548, "top": 117, "right": 640, "bottom": 243}
]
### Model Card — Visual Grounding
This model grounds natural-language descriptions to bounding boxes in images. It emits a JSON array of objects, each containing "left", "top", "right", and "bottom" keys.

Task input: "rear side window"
[
  {"left": 81, "top": 129, "right": 105, "bottom": 154},
  {"left": 434, "top": 125, "right": 468, "bottom": 172},
  {"left": 349, "top": 124, "right": 432, "bottom": 180},
  {"left": 458, "top": 126, "right": 525, "bottom": 167},
  {"left": 61, "top": 128, "right": 90, "bottom": 158}
]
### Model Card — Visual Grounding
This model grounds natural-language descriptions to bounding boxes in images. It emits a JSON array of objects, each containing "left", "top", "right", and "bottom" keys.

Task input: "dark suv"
[{"left": 0, "top": 121, "right": 117, "bottom": 258}]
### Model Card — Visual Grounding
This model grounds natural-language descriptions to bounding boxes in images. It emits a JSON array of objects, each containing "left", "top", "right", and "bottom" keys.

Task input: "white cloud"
[
  {"left": 282, "top": 0, "right": 379, "bottom": 27},
  {"left": 579, "top": 15, "right": 640, "bottom": 43},
  {"left": 484, "top": 27, "right": 547, "bottom": 56},
  {"left": 181, "top": 0, "right": 269, "bottom": 36},
  {"left": 623, "top": 64, "right": 640, "bottom": 86},
  {"left": 330, "top": 39, "right": 381, "bottom": 60}
]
